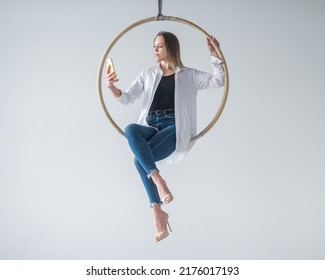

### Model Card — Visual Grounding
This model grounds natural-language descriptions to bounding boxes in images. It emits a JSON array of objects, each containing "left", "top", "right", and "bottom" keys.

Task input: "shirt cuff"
[
  {"left": 211, "top": 56, "right": 223, "bottom": 65},
  {"left": 116, "top": 90, "right": 127, "bottom": 104}
]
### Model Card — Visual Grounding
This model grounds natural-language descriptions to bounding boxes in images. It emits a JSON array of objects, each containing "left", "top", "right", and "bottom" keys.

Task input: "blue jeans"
[{"left": 124, "top": 114, "right": 176, "bottom": 205}]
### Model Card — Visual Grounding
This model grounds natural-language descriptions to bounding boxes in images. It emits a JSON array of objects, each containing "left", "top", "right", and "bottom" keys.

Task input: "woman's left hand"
[{"left": 206, "top": 36, "right": 220, "bottom": 58}]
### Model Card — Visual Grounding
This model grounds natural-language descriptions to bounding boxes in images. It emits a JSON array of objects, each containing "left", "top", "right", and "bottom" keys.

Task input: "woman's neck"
[{"left": 160, "top": 61, "right": 175, "bottom": 76}]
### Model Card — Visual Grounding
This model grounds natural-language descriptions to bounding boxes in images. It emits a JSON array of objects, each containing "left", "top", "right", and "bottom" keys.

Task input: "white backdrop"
[{"left": 1, "top": 0, "right": 324, "bottom": 259}]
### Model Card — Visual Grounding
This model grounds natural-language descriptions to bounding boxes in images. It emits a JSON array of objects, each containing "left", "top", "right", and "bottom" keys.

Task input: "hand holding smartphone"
[{"left": 105, "top": 58, "right": 118, "bottom": 82}]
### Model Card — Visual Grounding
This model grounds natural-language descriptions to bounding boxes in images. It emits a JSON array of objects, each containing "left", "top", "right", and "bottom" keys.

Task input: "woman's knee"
[{"left": 125, "top": 123, "right": 138, "bottom": 138}]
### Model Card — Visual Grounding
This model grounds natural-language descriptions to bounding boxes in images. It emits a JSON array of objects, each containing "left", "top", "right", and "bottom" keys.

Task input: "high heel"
[
  {"left": 151, "top": 173, "right": 174, "bottom": 204},
  {"left": 155, "top": 212, "right": 172, "bottom": 242}
]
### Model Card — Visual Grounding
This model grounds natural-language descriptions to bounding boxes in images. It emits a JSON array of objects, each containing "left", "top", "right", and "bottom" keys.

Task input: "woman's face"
[{"left": 153, "top": 35, "right": 167, "bottom": 62}]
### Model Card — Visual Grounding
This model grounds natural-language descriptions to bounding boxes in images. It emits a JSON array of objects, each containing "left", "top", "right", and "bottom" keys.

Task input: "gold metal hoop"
[{"left": 97, "top": 15, "right": 229, "bottom": 142}]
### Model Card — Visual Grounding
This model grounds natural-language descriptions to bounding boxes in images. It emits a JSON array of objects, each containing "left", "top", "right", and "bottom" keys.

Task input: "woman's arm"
[
  {"left": 106, "top": 64, "right": 145, "bottom": 105},
  {"left": 194, "top": 36, "right": 224, "bottom": 89}
]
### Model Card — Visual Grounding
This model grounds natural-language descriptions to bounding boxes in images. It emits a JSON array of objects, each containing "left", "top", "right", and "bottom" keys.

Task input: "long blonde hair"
[{"left": 154, "top": 31, "right": 185, "bottom": 69}]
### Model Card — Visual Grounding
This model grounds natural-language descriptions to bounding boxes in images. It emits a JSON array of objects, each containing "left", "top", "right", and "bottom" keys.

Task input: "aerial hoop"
[{"left": 97, "top": 14, "right": 229, "bottom": 142}]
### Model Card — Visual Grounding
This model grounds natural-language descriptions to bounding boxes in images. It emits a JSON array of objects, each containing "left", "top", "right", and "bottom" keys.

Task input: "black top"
[{"left": 149, "top": 73, "right": 175, "bottom": 112}]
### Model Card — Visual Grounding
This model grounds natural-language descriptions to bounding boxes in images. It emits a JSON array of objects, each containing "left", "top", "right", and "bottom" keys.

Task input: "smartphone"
[{"left": 105, "top": 58, "right": 117, "bottom": 81}]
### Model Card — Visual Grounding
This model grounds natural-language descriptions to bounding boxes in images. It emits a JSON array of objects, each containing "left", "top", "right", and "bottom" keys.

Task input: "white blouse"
[{"left": 117, "top": 56, "right": 225, "bottom": 164}]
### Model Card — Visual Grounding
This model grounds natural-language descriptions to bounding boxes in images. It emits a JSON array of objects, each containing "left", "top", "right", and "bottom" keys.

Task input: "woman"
[{"left": 106, "top": 31, "right": 224, "bottom": 242}]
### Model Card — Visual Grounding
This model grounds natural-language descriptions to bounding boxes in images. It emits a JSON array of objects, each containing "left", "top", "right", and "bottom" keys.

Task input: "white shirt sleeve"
[
  {"left": 194, "top": 56, "right": 225, "bottom": 89},
  {"left": 117, "top": 72, "right": 145, "bottom": 105}
]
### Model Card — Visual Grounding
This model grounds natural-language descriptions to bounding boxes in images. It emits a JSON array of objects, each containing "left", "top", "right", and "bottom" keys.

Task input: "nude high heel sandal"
[
  {"left": 155, "top": 212, "right": 172, "bottom": 242},
  {"left": 151, "top": 171, "right": 174, "bottom": 204}
]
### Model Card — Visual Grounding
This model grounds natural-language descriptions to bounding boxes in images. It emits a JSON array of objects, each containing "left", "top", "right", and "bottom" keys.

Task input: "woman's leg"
[
  {"left": 134, "top": 158, "right": 161, "bottom": 204},
  {"left": 128, "top": 123, "right": 176, "bottom": 205},
  {"left": 125, "top": 123, "right": 159, "bottom": 176},
  {"left": 147, "top": 126, "right": 176, "bottom": 203},
  {"left": 125, "top": 119, "right": 176, "bottom": 241}
]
